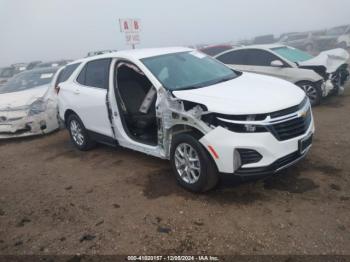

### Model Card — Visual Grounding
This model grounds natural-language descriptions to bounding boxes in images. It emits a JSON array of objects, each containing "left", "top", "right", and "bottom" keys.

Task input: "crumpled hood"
[
  {"left": 299, "top": 48, "right": 349, "bottom": 73},
  {"left": 0, "top": 85, "right": 49, "bottom": 110},
  {"left": 172, "top": 72, "right": 305, "bottom": 115}
]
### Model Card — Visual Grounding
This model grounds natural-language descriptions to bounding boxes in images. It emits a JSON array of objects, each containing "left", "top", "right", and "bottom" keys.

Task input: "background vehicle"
[
  {"left": 278, "top": 31, "right": 336, "bottom": 52},
  {"left": 34, "top": 60, "right": 71, "bottom": 69},
  {"left": 199, "top": 45, "right": 233, "bottom": 56},
  {"left": 215, "top": 44, "right": 349, "bottom": 105},
  {"left": 326, "top": 24, "right": 350, "bottom": 49},
  {"left": 58, "top": 47, "right": 314, "bottom": 192},
  {"left": 11, "top": 63, "right": 28, "bottom": 73},
  {"left": 86, "top": 50, "right": 118, "bottom": 57},
  {"left": 0, "top": 67, "right": 61, "bottom": 138},
  {"left": 0, "top": 66, "right": 16, "bottom": 86},
  {"left": 253, "top": 34, "right": 275, "bottom": 45},
  {"left": 26, "top": 60, "right": 42, "bottom": 70}
]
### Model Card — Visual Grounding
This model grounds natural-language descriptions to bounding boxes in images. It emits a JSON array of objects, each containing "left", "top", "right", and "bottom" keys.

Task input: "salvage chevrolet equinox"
[{"left": 58, "top": 47, "right": 314, "bottom": 192}]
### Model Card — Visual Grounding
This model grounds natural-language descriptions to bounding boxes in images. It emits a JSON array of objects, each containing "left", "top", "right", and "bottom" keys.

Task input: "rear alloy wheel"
[
  {"left": 297, "top": 82, "right": 322, "bottom": 106},
  {"left": 67, "top": 114, "right": 96, "bottom": 151},
  {"left": 70, "top": 119, "right": 85, "bottom": 146},
  {"left": 170, "top": 133, "right": 218, "bottom": 192}
]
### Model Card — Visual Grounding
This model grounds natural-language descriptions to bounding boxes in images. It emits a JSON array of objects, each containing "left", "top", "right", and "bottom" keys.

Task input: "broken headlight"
[
  {"left": 202, "top": 113, "right": 267, "bottom": 133},
  {"left": 28, "top": 99, "right": 47, "bottom": 116}
]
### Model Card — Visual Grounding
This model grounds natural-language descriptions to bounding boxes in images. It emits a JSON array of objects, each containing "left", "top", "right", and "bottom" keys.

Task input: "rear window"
[
  {"left": 77, "top": 59, "right": 111, "bottom": 89},
  {"left": 56, "top": 63, "right": 81, "bottom": 85}
]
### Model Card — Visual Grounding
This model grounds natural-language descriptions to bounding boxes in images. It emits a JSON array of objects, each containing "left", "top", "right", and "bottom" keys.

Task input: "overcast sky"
[{"left": 0, "top": 0, "right": 349, "bottom": 67}]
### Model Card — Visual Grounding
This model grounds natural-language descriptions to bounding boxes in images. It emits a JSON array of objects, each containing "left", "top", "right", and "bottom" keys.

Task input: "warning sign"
[{"left": 119, "top": 18, "right": 141, "bottom": 46}]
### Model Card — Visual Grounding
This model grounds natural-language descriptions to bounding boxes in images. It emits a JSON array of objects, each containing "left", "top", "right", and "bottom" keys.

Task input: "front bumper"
[
  {"left": 235, "top": 150, "right": 308, "bottom": 177},
  {"left": 199, "top": 115, "right": 314, "bottom": 174},
  {"left": 322, "top": 80, "right": 335, "bottom": 97},
  {"left": 0, "top": 110, "right": 59, "bottom": 139},
  {"left": 327, "top": 67, "right": 350, "bottom": 95}
]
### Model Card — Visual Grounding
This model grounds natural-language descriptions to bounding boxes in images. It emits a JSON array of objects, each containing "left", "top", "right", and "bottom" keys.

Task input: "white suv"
[{"left": 58, "top": 47, "right": 314, "bottom": 192}]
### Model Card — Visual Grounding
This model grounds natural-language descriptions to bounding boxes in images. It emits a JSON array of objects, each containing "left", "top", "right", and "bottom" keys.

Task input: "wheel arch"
[
  {"left": 168, "top": 124, "right": 205, "bottom": 139},
  {"left": 295, "top": 79, "right": 317, "bottom": 86},
  {"left": 165, "top": 124, "right": 207, "bottom": 158},
  {"left": 64, "top": 109, "right": 79, "bottom": 127}
]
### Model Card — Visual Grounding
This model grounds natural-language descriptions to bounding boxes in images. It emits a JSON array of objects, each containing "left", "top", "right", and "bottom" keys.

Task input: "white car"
[
  {"left": 0, "top": 67, "right": 62, "bottom": 138},
  {"left": 58, "top": 47, "right": 314, "bottom": 192},
  {"left": 327, "top": 25, "right": 350, "bottom": 49},
  {"left": 215, "top": 44, "right": 350, "bottom": 106}
]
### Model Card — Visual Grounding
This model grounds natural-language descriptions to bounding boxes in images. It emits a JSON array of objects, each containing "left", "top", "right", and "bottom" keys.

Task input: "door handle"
[{"left": 73, "top": 89, "right": 80, "bottom": 95}]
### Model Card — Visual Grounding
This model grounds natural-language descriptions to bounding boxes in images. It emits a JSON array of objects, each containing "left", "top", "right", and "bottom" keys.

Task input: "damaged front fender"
[{"left": 156, "top": 88, "right": 213, "bottom": 158}]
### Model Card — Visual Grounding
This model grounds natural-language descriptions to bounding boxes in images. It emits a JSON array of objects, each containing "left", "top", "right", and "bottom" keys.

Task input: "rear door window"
[
  {"left": 77, "top": 59, "right": 111, "bottom": 89},
  {"left": 56, "top": 63, "right": 81, "bottom": 85},
  {"left": 243, "top": 49, "right": 287, "bottom": 66},
  {"left": 216, "top": 50, "right": 248, "bottom": 65}
]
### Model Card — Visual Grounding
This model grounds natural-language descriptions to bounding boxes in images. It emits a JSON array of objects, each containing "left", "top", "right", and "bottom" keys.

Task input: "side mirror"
[{"left": 270, "top": 60, "right": 284, "bottom": 67}]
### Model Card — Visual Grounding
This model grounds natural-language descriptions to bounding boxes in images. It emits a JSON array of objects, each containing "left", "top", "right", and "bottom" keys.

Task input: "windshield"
[
  {"left": 141, "top": 51, "right": 237, "bottom": 91},
  {"left": 0, "top": 68, "right": 15, "bottom": 78},
  {"left": 0, "top": 69, "right": 56, "bottom": 94},
  {"left": 271, "top": 46, "right": 314, "bottom": 63}
]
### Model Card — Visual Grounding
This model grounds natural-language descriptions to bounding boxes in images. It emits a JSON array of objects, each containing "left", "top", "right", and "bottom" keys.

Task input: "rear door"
[{"left": 72, "top": 59, "right": 113, "bottom": 137}]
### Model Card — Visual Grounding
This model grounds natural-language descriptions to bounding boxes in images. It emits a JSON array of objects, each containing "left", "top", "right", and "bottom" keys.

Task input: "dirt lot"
[{"left": 0, "top": 86, "right": 350, "bottom": 256}]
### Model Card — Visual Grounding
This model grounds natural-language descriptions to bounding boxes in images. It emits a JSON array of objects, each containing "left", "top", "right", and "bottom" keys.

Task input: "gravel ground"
[{"left": 0, "top": 84, "right": 349, "bottom": 256}]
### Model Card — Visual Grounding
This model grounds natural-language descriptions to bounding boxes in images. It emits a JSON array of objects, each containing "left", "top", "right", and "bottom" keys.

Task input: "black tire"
[
  {"left": 296, "top": 81, "right": 322, "bottom": 106},
  {"left": 170, "top": 133, "right": 218, "bottom": 192},
  {"left": 67, "top": 114, "right": 96, "bottom": 151}
]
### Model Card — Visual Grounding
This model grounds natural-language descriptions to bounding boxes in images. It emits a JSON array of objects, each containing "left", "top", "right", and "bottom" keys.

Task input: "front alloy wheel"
[
  {"left": 170, "top": 133, "right": 218, "bottom": 192},
  {"left": 174, "top": 143, "right": 201, "bottom": 184}
]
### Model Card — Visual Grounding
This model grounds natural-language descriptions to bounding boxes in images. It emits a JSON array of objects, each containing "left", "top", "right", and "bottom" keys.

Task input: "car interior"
[{"left": 115, "top": 62, "right": 158, "bottom": 145}]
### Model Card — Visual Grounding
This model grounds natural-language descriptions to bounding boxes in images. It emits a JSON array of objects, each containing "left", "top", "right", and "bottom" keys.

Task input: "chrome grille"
[{"left": 268, "top": 108, "right": 312, "bottom": 141}]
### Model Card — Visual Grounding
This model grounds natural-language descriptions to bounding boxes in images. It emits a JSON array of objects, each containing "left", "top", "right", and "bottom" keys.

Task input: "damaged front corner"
[
  {"left": 155, "top": 88, "right": 212, "bottom": 159},
  {"left": 0, "top": 98, "right": 59, "bottom": 139}
]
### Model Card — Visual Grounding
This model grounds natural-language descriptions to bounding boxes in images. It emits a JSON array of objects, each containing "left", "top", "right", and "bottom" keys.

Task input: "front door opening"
[{"left": 115, "top": 62, "right": 158, "bottom": 145}]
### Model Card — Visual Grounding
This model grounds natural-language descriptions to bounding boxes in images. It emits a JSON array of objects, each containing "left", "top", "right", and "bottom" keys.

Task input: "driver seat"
[{"left": 117, "top": 66, "right": 156, "bottom": 131}]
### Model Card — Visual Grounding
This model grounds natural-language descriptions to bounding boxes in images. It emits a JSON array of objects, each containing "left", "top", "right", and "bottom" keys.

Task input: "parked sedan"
[
  {"left": 215, "top": 44, "right": 349, "bottom": 106},
  {"left": 0, "top": 67, "right": 62, "bottom": 138}
]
